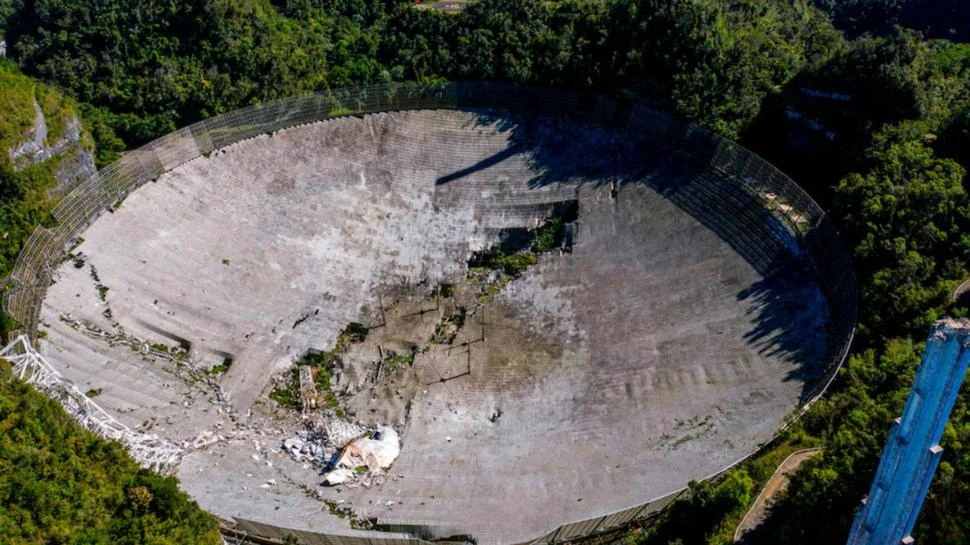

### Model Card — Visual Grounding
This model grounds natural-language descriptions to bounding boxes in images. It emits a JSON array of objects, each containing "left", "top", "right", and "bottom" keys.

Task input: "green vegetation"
[
  {"left": 470, "top": 208, "right": 575, "bottom": 280},
  {"left": 3, "top": 1, "right": 970, "bottom": 542},
  {"left": 269, "top": 368, "right": 301, "bottom": 410},
  {"left": 310, "top": 361, "right": 341, "bottom": 415},
  {"left": 481, "top": 251, "right": 538, "bottom": 277},
  {"left": 2, "top": 0, "right": 840, "bottom": 143},
  {"left": 811, "top": 0, "right": 970, "bottom": 41},
  {"left": 0, "top": 60, "right": 92, "bottom": 287},
  {"left": 206, "top": 358, "right": 232, "bottom": 376},
  {"left": 383, "top": 350, "right": 415, "bottom": 369},
  {"left": 272, "top": 323, "right": 368, "bottom": 413},
  {"left": 0, "top": 359, "right": 221, "bottom": 545},
  {"left": 640, "top": 470, "right": 755, "bottom": 545},
  {"left": 0, "top": 0, "right": 12, "bottom": 33},
  {"left": 681, "top": 24, "right": 970, "bottom": 545},
  {"left": 342, "top": 322, "right": 369, "bottom": 344},
  {"left": 430, "top": 306, "right": 466, "bottom": 345},
  {"left": 436, "top": 282, "right": 457, "bottom": 299},
  {"left": 533, "top": 216, "right": 565, "bottom": 254}
]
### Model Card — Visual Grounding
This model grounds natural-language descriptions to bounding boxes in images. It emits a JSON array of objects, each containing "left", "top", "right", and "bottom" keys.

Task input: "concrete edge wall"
[{"left": 0, "top": 82, "right": 858, "bottom": 545}]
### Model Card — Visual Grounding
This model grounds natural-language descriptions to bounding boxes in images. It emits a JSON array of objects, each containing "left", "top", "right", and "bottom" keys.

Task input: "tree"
[
  {"left": 835, "top": 139, "right": 970, "bottom": 339},
  {"left": 0, "top": 363, "right": 221, "bottom": 544}
]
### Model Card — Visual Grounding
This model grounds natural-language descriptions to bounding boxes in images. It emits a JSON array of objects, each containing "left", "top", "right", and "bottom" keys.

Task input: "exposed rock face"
[
  {"left": 9, "top": 101, "right": 50, "bottom": 164},
  {"left": 9, "top": 99, "right": 96, "bottom": 194}
]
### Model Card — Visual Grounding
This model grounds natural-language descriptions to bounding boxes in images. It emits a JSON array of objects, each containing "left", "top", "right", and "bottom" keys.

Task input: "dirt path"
[{"left": 734, "top": 447, "right": 823, "bottom": 543}]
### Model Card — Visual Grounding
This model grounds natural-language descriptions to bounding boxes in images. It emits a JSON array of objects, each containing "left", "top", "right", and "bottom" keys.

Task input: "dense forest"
[
  {"left": 0, "top": 359, "right": 221, "bottom": 544},
  {"left": 2, "top": 0, "right": 970, "bottom": 543}
]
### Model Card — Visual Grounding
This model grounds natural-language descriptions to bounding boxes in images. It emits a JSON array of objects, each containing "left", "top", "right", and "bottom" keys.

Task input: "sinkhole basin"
[{"left": 33, "top": 98, "right": 846, "bottom": 544}]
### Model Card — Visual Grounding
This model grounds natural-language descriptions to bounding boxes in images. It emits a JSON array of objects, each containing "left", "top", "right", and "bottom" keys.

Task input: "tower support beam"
[{"left": 847, "top": 318, "right": 970, "bottom": 545}]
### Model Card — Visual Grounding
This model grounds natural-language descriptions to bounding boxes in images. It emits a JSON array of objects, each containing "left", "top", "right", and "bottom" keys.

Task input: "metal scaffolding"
[
  {"left": 0, "top": 334, "right": 183, "bottom": 473},
  {"left": 847, "top": 318, "right": 970, "bottom": 545}
]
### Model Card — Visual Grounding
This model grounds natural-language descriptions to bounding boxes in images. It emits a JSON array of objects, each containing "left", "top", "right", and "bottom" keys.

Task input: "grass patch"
[
  {"left": 487, "top": 251, "right": 538, "bottom": 276},
  {"left": 470, "top": 248, "right": 538, "bottom": 277},
  {"left": 207, "top": 357, "right": 232, "bottom": 376},
  {"left": 436, "top": 282, "right": 457, "bottom": 298},
  {"left": 533, "top": 216, "right": 564, "bottom": 253},
  {"left": 272, "top": 322, "right": 369, "bottom": 413},
  {"left": 384, "top": 350, "right": 415, "bottom": 369},
  {"left": 328, "top": 107, "right": 355, "bottom": 117},
  {"left": 342, "top": 321, "right": 369, "bottom": 343},
  {"left": 312, "top": 365, "right": 342, "bottom": 415},
  {"left": 269, "top": 388, "right": 299, "bottom": 409},
  {"left": 269, "top": 366, "right": 301, "bottom": 410},
  {"left": 430, "top": 306, "right": 466, "bottom": 344}
]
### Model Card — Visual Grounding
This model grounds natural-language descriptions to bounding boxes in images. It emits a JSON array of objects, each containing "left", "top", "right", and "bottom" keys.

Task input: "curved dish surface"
[{"left": 36, "top": 107, "right": 832, "bottom": 544}]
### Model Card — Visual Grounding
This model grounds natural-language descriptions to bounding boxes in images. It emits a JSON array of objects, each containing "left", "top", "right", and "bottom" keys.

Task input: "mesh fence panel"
[{"left": 0, "top": 82, "right": 857, "bottom": 545}]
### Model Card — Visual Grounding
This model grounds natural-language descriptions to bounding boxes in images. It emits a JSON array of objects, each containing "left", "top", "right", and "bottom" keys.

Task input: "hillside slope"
[
  {"left": 0, "top": 59, "right": 95, "bottom": 281},
  {"left": 0, "top": 357, "right": 221, "bottom": 545}
]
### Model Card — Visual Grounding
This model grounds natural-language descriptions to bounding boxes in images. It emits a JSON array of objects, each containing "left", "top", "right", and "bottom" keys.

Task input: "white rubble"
[
  {"left": 325, "top": 420, "right": 367, "bottom": 449},
  {"left": 192, "top": 430, "right": 220, "bottom": 449},
  {"left": 338, "top": 426, "right": 400, "bottom": 470},
  {"left": 324, "top": 467, "right": 355, "bottom": 486}
]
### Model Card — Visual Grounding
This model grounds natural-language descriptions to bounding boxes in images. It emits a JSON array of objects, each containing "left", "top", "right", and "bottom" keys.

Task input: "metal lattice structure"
[
  {"left": 847, "top": 319, "right": 970, "bottom": 545},
  {"left": 0, "top": 335, "right": 183, "bottom": 472},
  {"left": 299, "top": 364, "right": 316, "bottom": 417},
  {"left": 0, "top": 82, "right": 858, "bottom": 545}
]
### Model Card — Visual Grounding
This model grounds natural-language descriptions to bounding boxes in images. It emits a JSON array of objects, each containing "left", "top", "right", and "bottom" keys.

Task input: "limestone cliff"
[
  {"left": 2, "top": 64, "right": 96, "bottom": 195},
  {"left": 0, "top": 62, "right": 97, "bottom": 278}
]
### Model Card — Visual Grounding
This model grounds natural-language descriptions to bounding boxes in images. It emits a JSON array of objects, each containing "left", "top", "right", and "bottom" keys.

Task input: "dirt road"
[{"left": 734, "top": 447, "right": 824, "bottom": 542}]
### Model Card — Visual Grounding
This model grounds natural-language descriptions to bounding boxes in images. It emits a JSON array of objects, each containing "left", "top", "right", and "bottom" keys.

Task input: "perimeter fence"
[{"left": 0, "top": 82, "right": 857, "bottom": 545}]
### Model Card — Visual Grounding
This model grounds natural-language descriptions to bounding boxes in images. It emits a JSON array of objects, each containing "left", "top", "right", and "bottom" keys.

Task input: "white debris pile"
[
  {"left": 324, "top": 467, "right": 355, "bottom": 486},
  {"left": 325, "top": 419, "right": 368, "bottom": 448},
  {"left": 282, "top": 420, "right": 401, "bottom": 488},
  {"left": 324, "top": 426, "right": 400, "bottom": 488},
  {"left": 282, "top": 418, "right": 370, "bottom": 460},
  {"left": 338, "top": 426, "right": 400, "bottom": 470},
  {"left": 281, "top": 419, "right": 375, "bottom": 463},
  {"left": 282, "top": 430, "right": 339, "bottom": 465}
]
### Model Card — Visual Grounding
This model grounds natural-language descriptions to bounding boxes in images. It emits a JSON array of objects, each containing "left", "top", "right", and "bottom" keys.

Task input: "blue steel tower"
[{"left": 847, "top": 318, "right": 970, "bottom": 545}]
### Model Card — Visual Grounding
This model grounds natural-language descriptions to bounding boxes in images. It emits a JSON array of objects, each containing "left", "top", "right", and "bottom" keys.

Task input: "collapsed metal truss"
[
  {"left": 0, "top": 334, "right": 183, "bottom": 472},
  {"left": 299, "top": 364, "right": 316, "bottom": 418}
]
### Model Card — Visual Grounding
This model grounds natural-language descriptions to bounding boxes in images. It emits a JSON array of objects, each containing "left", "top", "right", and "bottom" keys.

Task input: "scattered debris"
[
  {"left": 339, "top": 427, "right": 400, "bottom": 470},
  {"left": 0, "top": 335, "right": 182, "bottom": 472},
  {"left": 192, "top": 430, "right": 220, "bottom": 449},
  {"left": 325, "top": 419, "right": 367, "bottom": 448},
  {"left": 284, "top": 421, "right": 400, "bottom": 489},
  {"left": 324, "top": 468, "right": 355, "bottom": 486}
]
